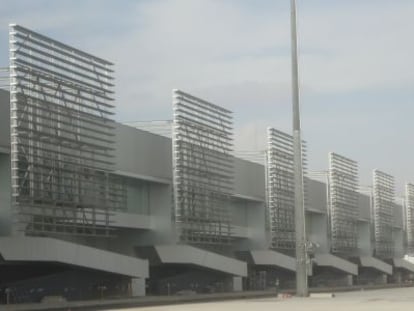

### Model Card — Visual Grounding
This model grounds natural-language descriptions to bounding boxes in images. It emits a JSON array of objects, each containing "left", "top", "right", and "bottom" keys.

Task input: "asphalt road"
[{"left": 108, "top": 287, "right": 414, "bottom": 311}]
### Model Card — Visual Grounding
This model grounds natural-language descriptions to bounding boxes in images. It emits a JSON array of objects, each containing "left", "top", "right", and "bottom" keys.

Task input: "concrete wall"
[
  {"left": 393, "top": 228, "right": 405, "bottom": 257},
  {"left": 394, "top": 203, "right": 404, "bottom": 229},
  {"left": 358, "top": 193, "right": 374, "bottom": 256},
  {"left": 0, "top": 154, "right": 11, "bottom": 236},
  {"left": 115, "top": 124, "right": 270, "bottom": 201},
  {"left": 147, "top": 183, "right": 175, "bottom": 244},
  {"left": 306, "top": 178, "right": 328, "bottom": 213},
  {"left": 126, "top": 178, "right": 151, "bottom": 215},
  {"left": 358, "top": 221, "right": 372, "bottom": 256},
  {"left": 0, "top": 90, "right": 10, "bottom": 150},
  {"left": 233, "top": 158, "right": 265, "bottom": 199},
  {"left": 306, "top": 212, "right": 329, "bottom": 253},
  {"left": 114, "top": 124, "right": 172, "bottom": 180},
  {"left": 107, "top": 183, "right": 175, "bottom": 257},
  {"left": 305, "top": 179, "right": 329, "bottom": 253},
  {"left": 231, "top": 200, "right": 248, "bottom": 227},
  {"left": 232, "top": 199, "right": 268, "bottom": 250},
  {"left": 246, "top": 201, "right": 268, "bottom": 249},
  {"left": 393, "top": 204, "right": 405, "bottom": 258},
  {"left": 230, "top": 157, "right": 267, "bottom": 250},
  {"left": 359, "top": 193, "right": 371, "bottom": 221}
]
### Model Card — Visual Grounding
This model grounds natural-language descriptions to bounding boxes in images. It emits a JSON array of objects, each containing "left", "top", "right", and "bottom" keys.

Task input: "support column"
[
  {"left": 131, "top": 278, "right": 146, "bottom": 297},
  {"left": 345, "top": 274, "right": 353, "bottom": 286},
  {"left": 393, "top": 270, "right": 402, "bottom": 284},
  {"left": 232, "top": 276, "right": 243, "bottom": 292},
  {"left": 377, "top": 273, "right": 387, "bottom": 284}
]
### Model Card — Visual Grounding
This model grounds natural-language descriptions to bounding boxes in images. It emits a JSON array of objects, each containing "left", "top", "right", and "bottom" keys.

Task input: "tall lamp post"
[{"left": 290, "top": 0, "right": 308, "bottom": 297}]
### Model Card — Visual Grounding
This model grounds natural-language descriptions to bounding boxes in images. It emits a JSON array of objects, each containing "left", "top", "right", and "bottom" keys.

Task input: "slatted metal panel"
[
  {"left": 266, "top": 128, "right": 307, "bottom": 251},
  {"left": 405, "top": 183, "right": 414, "bottom": 254},
  {"left": 9, "top": 24, "right": 125, "bottom": 237},
  {"left": 328, "top": 152, "right": 358, "bottom": 254},
  {"left": 172, "top": 89, "right": 234, "bottom": 245},
  {"left": 0, "top": 67, "right": 9, "bottom": 90},
  {"left": 373, "top": 169, "right": 394, "bottom": 258}
]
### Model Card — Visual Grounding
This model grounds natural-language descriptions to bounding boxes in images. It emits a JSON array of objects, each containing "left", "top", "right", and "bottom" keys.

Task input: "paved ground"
[{"left": 107, "top": 287, "right": 414, "bottom": 311}]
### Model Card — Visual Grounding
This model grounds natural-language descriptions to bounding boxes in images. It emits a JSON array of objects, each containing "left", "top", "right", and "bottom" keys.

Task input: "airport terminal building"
[{"left": 0, "top": 24, "right": 414, "bottom": 303}]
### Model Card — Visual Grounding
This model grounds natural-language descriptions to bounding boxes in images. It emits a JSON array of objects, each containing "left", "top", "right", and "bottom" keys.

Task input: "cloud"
[
  {"left": 1, "top": 0, "right": 414, "bottom": 193},
  {"left": 298, "top": 0, "right": 414, "bottom": 93},
  {"left": 4, "top": 0, "right": 414, "bottom": 117},
  {"left": 97, "top": 0, "right": 293, "bottom": 121}
]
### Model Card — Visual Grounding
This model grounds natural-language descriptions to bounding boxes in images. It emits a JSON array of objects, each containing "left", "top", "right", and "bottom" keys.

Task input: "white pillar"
[
  {"left": 345, "top": 274, "right": 353, "bottom": 286},
  {"left": 131, "top": 278, "right": 146, "bottom": 297},
  {"left": 232, "top": 277, "right": 243, "bottom": 292},
  {"left": 378, "top": 273, "right": 387, "bottom": 284},
  {"left": 393, "top": 270, "right": 402, "bottom": 284}
]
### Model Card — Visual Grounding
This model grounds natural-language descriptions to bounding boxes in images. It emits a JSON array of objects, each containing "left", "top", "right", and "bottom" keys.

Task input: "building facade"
[{"left": 0, "top": 25, "right": 413, "bottom": 304}]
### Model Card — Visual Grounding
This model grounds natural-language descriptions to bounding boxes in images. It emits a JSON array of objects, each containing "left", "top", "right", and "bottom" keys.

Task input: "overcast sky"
[{"left": 1, "top": 0, "right": 414, "bottom": 194}]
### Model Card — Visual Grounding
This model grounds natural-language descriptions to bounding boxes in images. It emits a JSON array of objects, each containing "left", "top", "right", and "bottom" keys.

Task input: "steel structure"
[
  {"left": 373, "top": 169, "right": 394, "bottom": 258},
  {"left": 9, "top": 24, "right": 125, "bottom": 237},
  {"left": 266, "top": 128, "right": 307, "bottom": 251},
  {"left": 0, "top": 67, "right": 9, "bottom": 90},
  {"left": 172, "top": 89, "right": 233, "bottom": 246},
  {"left": 405, "top": 183, "right": 414, "bottom": 254},
  {"left": 328, "top": 152, "right": 358, "bottom": 254}
]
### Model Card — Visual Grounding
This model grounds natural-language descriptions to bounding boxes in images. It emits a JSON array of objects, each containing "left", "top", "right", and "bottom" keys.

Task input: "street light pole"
[{"left": 290, "top": 0, "right": 308, "bottom": 297}]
